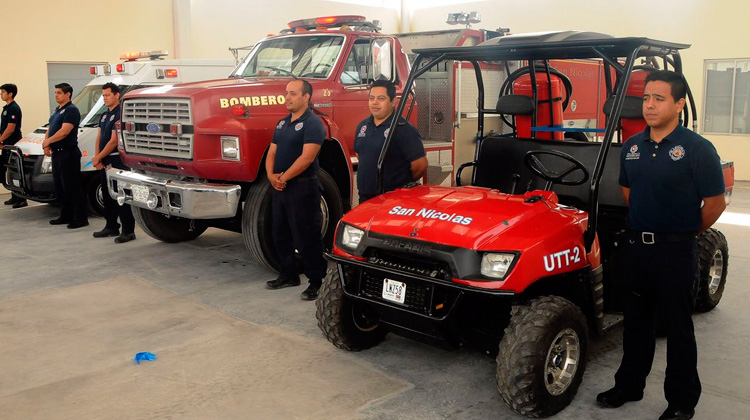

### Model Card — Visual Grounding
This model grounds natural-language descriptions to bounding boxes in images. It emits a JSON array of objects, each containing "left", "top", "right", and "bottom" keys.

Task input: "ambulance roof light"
[
  {"left": 90, "top": 66, "right": 97, "bottom": 75},
  {"left": 119, "top": 50, "right": 169, "bottom": 61}
]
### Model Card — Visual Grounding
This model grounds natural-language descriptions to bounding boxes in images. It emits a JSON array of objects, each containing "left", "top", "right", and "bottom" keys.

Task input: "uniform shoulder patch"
[
  {"left": 276, "top": 120, "right": 285, "bottom": 129},
  {"left": 669, "top": 145, "right": 686, "bottom": 161}
]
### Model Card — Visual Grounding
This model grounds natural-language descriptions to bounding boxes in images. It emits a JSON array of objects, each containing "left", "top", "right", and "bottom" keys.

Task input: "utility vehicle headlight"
[
  {"left": 481, "top": 253, "right": 515, "bottom": 279},
  {"left": 40, "top": 155, "right": 53, "bottom": 174},
  {"left": 341, "top": 224, "right": 364, "bottom": 250},
  {"left": 221, "top": 136, "right": 240, "bottom": 161}
]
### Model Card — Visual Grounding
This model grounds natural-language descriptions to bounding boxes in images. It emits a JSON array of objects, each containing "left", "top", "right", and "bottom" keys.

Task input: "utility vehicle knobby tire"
[
  {"left": 133, "top": 207, "right": 207, "bottom": 243},
  {"left": 496, "top": 296, "right": 588, "bottom": 418},
  {"left": 316, "top": 266, "right": 387, "bottom": 351},
  {"left": 85, "top": 174, "right": 105, "bottom": 217},
  {"left": 694, "top": 228, "right": 729, "bottom": 312},
  {"left": 242, "top": 169, "right": 344, "bottom": 272}
]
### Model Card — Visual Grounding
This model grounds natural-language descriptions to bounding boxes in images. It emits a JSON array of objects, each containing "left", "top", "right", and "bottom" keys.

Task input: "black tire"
[
  {"left": 132, "top": 207, "right": 207, "bottom": 243},
  {"left": 241, "top": 169, "right": 344, "bottom": 271},
  {"left": 497, "top": 296, "right": 588, "bottom": 418},
  {"left": 315, "top": 265, "right": 387, "bottom": 351},
  {"left": 694, "top": 228, "right": 729, "bottom": 312},
  {"left": 85, "top": 174, "right": 105, "bottom": 217}
]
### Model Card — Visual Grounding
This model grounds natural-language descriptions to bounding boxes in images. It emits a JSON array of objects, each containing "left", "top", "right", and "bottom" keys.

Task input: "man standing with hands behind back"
[
  {"left": 90, "top": 82, "right": 135, "bottom": 244},
  {"left": 264, "top": 79, "right": 327, "bottom": 301},
  {"left": 43, "top": 82, "right": 88, "bottom": 229},
  {"left": 596, "top": 70, "right": 726, "bottom": 420},
  {"left": 0, "top": 83, "right": 27, "bottom": 208}
]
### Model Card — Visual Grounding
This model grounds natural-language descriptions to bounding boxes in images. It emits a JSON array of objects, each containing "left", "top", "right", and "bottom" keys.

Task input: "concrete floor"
[{"left": 1, "top": 185, "right": 750, "bottom": 420}]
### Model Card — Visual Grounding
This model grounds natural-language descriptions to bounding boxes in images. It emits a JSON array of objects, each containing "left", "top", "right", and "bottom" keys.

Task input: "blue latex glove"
[{"left": 133, "top": 352, "right": 157, "bottom": 364}]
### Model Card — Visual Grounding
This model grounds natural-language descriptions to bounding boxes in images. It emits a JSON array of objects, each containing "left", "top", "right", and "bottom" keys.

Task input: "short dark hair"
[
  {"left": 645, "top": 70, "right": 687, "bottom": 102},
  {"left": 369, "top": 80, "right": 396, "bottom": 101},
  {"left": 299, "top": 79, "right": 313, "bottom": 98},
  {"left": 0, "top": 83, "right": 18, "bottom": 98},
  {"left": 55, "top": 82, "right": 74, "bottom": 98},
  {"left": 102, "top": 82, "right": 120, "bottom": 94}
]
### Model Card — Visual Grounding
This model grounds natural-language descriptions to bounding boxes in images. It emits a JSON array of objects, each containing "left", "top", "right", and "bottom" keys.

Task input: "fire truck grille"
[{"left": 122, "top": 99, "right": 194, "bottom": 159}]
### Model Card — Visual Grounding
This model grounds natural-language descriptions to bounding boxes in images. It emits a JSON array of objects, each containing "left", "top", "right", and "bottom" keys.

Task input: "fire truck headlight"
[
  {"left": 221, "top": 136, "right": 240, "bottom": 161},
  {"left": 40, "top": 155, "right": 53, "bottom": 174},
  {"left": 341, "top": 224, "right": 364, "bottom": 250},
  {"left": 481, "top": 253, "right": 515, "bottom": 279}
]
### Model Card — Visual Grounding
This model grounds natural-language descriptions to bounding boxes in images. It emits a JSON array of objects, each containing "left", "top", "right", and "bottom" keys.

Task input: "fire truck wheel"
[
  {"left": 132, "top": 207, "right": 207, "bottom": 243},
  {"left": 496, "top": 296, "right": 588, "bottom": 418},
  {"left": 316, "top": 265, "right": 387, "bottom": 351},
  {"left": 694, "top": 228, "right": 729, "bottom": 312},
  {"left": 85, "top": 175, "right": 105, "bottom": 217},
  {"left": 242, "top": 170, "right": 344, "bottom": 272},
  {"left": 242, "top": 177, "right": 278, "bottom": 271}
]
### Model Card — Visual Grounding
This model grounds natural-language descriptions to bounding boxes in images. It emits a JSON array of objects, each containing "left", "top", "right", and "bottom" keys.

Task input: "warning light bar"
[{"left": 119, "top": 50, "right": 168, "bottom": 61}]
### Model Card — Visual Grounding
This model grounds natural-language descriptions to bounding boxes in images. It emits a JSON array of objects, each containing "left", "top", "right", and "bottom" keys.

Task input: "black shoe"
[
  {"left": 659, "top": 407, "right": 695, "bottom": 420},
  {"left": 300, "top": 283, "right": 320, "bottom": 300},
  {"left": 11, "top": 200, "right": 27, "bottom": 209},
  {"left": 114, "top": 233, "right": 136, "bottom": 244},
  {"left": 93, "top": 227, "right": 119, "bottom": 238},
  {"left": 266, "top": 277, "right": 301, "bottom": 290},
  {"left": 596, "top": 387, "right": 643, "bottom": 408},
  {"left": 67, "top": 220, "right": 89, "bottom": 229},
  {"left": 4, "top": 197, "right": 19, "bottom": 205},
  {"left": 50, "top": 217, "right": 72, "bottom": 225}
]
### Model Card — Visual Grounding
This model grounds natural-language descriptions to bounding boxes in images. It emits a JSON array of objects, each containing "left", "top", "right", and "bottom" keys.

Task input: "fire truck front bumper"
[{"left": 106, "top": 168, "right": 242, "bottom": 219}]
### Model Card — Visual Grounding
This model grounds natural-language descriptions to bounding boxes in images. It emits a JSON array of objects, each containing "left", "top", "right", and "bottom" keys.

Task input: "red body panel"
[{"left": 342, "top": 185, "right": 592, "bottom": 293}]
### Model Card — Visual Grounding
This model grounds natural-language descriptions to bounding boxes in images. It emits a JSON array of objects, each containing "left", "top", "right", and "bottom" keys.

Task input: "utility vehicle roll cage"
[{"left": 378, "top": 31, "right": 696, "bottom": 252}]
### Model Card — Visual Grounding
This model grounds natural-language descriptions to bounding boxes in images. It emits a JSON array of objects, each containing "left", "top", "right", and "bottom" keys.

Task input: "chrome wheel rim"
[
  {"left": 320, "top": 197, "right": 330, "bottom": 237},
  {"left": 544, "top": 328, "right": 580, "bottom": 396},
  {"left": 708, "top": 249, "right": 724, "bottom": 295}
]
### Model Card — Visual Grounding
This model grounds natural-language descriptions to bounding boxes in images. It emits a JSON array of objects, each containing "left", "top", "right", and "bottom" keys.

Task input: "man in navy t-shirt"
[
  {"left": 264, "top": 79, "right": 327, "bottom": 300},
  {"left": 597, "top": 70, "right": 726, "bottom": 420},
  {"left": 42, "top": 82, "right": 88, "bottom": 228},
  {"left": 354, "top": 80, "right": 427, "bottom": 203},
  {"left": 0, "top": 83, "right": 27, "bottom": 208},
  {"left": 90, "top": 82, "right": 135, "bottom": 243}
]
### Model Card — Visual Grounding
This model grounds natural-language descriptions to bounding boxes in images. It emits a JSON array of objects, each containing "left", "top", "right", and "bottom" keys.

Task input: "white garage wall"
[
  {"left": 408, "top": 0, "right": 750, "bottom": 179},
  {"left": 1, "top": 0, "right": 175, "bottom": 130}
]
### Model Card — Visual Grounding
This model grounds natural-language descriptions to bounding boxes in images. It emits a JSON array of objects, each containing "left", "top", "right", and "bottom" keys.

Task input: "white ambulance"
[{"left": 3, "top": 50, "right": 235, "bottom": 215}]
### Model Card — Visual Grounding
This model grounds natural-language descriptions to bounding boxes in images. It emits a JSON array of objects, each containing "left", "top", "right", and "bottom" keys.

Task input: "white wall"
[{"left": 409, "top": 0, "right": 750, "bottom": 178}]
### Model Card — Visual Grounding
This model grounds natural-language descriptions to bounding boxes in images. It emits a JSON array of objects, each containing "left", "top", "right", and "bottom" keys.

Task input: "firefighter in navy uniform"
[
  {"left": 264, "top": 79, "right": 327, "bottom": 301},
  {"left": 354, "top": 80, "right": 427, "bottom": 203},
  {"left": 43, "top": 82, "right": 88, "bottom": 229},
  {"left": 90, "top": 83, "right": 136, "bottom": 244},
  {"left": 0, "top": 83, "right": 27, "bottom": 208},
  {"left": 596, "top": 70, "right": 726, "bottom": 420}
]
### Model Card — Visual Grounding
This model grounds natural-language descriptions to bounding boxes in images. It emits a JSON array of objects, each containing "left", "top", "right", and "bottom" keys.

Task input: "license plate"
[
  {"left": 132, "top": 185, "right": 149, "bottom": 203},
  {"left": 382, "top": 278, "right": 406, "bottom": 304},
  {"left": 12, "top": 179, "right": 20, "bottom": 187}
]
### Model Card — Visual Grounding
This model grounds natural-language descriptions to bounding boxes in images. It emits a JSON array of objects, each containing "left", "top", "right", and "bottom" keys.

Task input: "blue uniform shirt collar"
[
  {"left": 367, "top": 112, "right": 396, "bottom": 129},
  {"left": 288, "top": 107, "right": 313, "bottom": 124},
  {"left": 55, "top": 101, "right": 73, "bottom": 112},
  {"left": 642, "top": 124, "right": 687, "bottom": 144}
]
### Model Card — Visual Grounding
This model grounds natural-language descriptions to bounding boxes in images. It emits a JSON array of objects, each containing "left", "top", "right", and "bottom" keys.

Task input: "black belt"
[
  {"left": 286, "top": 174, "right": 318, "bottom": 184},
  {"left": 51, "top": 146, "right": 77, "bottom": 153},
  {"left": 628, "top": 230, "right": 696, "bottom": 245}
]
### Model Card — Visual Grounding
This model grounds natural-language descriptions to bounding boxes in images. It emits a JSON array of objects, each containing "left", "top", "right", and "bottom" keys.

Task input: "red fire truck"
[{"left": 106, "top": 16, "right": 607, "bottom": 270}]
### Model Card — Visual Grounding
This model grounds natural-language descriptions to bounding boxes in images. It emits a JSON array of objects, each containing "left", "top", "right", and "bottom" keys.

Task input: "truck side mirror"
[{"left": 372, "top": 39, "right": 392, "bottom": 81}]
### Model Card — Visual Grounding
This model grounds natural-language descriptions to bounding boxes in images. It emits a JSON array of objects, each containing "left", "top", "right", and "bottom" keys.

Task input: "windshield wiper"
[{"left": 257, "top": 66, "right": 297, "bottom": 78}]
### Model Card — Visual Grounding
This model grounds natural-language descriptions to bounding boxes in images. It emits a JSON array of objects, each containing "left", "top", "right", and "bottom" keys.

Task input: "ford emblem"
[{"left": 146, "top": 123, "right": 161, "bottom": 133}]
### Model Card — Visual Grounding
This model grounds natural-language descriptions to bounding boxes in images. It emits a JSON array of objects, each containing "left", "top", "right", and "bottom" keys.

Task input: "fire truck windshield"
[{"left": 233, "top": 35, "right": 344, "bottom": 79}]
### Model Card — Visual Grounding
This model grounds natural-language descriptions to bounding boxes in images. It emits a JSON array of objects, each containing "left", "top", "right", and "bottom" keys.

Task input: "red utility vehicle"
[{"left": 315, "top": 31, "right": 733, "bottom": 417}]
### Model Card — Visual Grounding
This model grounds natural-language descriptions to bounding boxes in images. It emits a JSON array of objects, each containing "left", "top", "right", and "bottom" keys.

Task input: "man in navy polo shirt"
[
  {"left": 0, "top": 83, "right": 27, "bottom": 208},
  {"left": 90, "top": 82, "right": 135, "bottom": 244},
  {"left": 354, "top": 80, "right": 427, "bottom": 203},
  {"left": 42, "top": 82, "right": 88, "bottom": 228},
  {"left": 597, "top": 70, "right": 726, "bottom": 420},
  {"left": 264, "top": 79, "right": 327, "bottom": 301}
]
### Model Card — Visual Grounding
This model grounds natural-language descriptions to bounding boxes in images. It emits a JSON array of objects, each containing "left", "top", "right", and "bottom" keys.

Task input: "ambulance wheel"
[
  {"left": 316, "top": 265, "right": 387, "bottom": 351},
  {"left": 242, "top": 169, "right": 343, "bottom": 272},
  {"left": 497, "top": 296, "right": 588, "bottom": 418},
  {"left": 694, "top": 228, "right": 729, "bottom": 313},
  {"left": 85, "top": 175, "right": 105, "bottom": 217},
  {"left": 133, "top": 207, "right": 207, "bottom": 243}
]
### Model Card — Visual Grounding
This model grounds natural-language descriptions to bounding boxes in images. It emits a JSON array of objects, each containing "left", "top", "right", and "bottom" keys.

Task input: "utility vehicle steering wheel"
[{"left": 524, "top": 150, "right": 590, "bottom": 189}]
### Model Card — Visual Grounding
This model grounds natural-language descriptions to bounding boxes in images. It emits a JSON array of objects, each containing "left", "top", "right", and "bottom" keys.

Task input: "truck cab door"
[{"left": 331, "top": 37, "right": 397, "bottom": 158}]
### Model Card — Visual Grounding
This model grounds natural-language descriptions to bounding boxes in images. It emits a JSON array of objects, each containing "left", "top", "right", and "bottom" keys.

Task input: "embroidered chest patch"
[{"left": 670, "top": 145, "right": 686, "bottom": 161}]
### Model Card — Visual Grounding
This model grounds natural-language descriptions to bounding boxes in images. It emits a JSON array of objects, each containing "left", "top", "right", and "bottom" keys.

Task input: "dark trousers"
[
  {"left": 271, "top": 177, "right": 326, "bottom": 286},
  {"left": 614, "top": 236, "right": 701, "bottom": 411},
  {"left": 100, "top": 156, "right": 135, "bottom": 234},
  {"left": 51, "top": 148, "right": 87, "bottom": 222}
]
